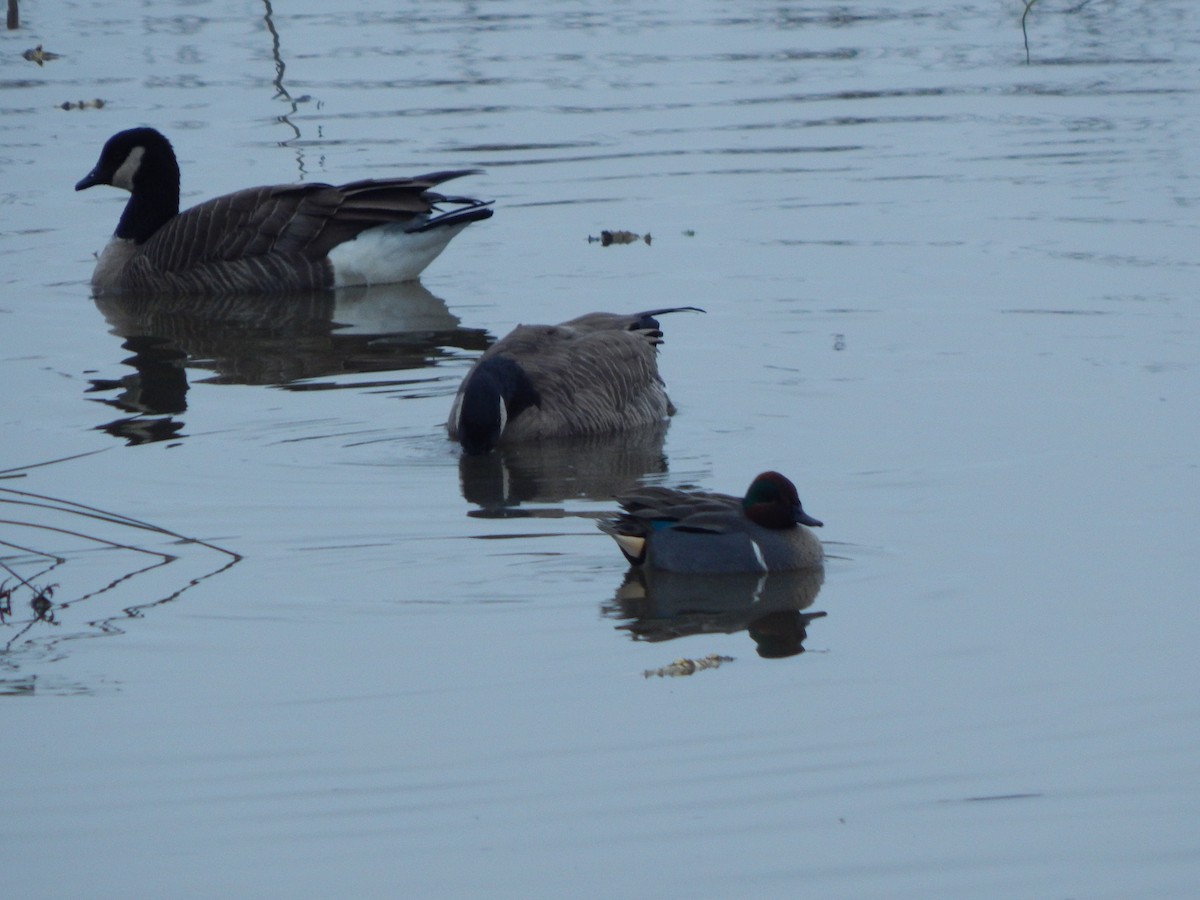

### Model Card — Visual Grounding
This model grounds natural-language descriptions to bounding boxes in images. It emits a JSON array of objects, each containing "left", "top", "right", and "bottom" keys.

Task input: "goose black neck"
[
  {"left": 457, "top": 356, "right": 540, "bottom": 455},
  {"left": 116, "top": 147, "right": 181, "bottom": 245}
]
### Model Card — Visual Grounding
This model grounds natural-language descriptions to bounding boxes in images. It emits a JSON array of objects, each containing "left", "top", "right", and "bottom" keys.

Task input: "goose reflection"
[
  {"left": 459, "top": 420, "right": 669, "bottom": 514},
  {"left": 89, "top": 282, "right": 489, "bottom": 443},
  {"left": 604, "top": 566, "right": 826, "bottom": 659},
  {"left": 86, "top": 334, "right": 189, "bottom": 444}
]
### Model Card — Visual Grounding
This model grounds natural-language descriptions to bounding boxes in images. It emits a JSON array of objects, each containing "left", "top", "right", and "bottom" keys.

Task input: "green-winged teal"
[{"left": 599, "top": 471, "right": 824, "bottom": 573}]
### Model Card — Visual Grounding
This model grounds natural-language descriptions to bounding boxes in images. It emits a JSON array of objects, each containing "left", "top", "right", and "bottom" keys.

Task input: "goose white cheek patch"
[{"left": 111, "top": 146, "right": 145, "bottom": 191}]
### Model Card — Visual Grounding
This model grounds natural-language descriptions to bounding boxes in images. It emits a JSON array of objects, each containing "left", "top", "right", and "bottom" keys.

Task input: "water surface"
[{"left": 2, "top": 1, "right": 1198, "bottom": 897}]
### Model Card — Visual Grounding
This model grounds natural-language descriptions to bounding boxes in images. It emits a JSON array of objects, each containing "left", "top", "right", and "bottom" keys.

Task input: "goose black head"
[{"left": 77, "top": 127, "right": 181, "bottom": 243}]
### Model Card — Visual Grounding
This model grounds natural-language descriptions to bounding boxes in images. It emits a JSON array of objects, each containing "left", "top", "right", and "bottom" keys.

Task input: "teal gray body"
[{"left": 599, "top": 471, "right": 824, "bottom": 574}]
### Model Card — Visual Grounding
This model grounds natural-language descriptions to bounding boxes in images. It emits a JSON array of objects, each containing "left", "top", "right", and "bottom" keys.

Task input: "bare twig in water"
[
  {"left": 261, "top": 0, "right": 306, "bottom": 170},
  {"left": 1, "top": 470, "right": 241, "bottom": 653},
  {"left": 1022, "top": 0, "right": 1098, "bottom": 64},
  {"left": 1021, "top": 0, "right": 1038, "bottom": 64},
  {"left": 1, "top": 565, "right": 60, "bottom": 648},
  {"left": 0, "top": 448, "right": 110, "bottom": 480}
]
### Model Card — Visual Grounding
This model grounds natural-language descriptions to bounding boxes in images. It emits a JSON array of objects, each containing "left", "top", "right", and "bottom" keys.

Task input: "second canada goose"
[
  {"left": 76, "top": 127, "right": 493, "bottom": 295},
  {"left": 447, "top": 307, "right": 700, "bottom": 455}
]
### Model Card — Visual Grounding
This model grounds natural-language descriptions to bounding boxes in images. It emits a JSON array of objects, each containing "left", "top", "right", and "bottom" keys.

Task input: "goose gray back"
[
  {"left": 448, "top": 307, "right": 702, "bottom": 455},
  {"left": 76, "top": 127, "right": 493, "bottom": 295}
]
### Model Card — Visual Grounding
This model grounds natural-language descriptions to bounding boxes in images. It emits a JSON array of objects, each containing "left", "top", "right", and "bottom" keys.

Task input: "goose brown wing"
[
  {"left": 135, "top": 184, "right": 336, "bottom": 272},
  {"left": 138, "top": 171, "right": 480, "bottom": 273},
  {"left": 514, "top": 326, "right": 665, "bottom": 434}
]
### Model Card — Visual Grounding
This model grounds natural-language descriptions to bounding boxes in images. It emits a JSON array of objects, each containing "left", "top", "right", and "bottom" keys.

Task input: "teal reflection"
[{"left": 605, "top": 566, "right": 826, "bottom": 659}]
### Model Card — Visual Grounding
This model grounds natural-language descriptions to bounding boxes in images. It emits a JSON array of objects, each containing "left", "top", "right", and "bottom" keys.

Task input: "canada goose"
[
  {"left": 598, "top": 471, "right": 824, "bottom": 573},
  {"left": 447, "top": 307, "right": 700, "bottom": 455},
  {"left": 76, "top": 127, "right": 493, "bottom": 295}
]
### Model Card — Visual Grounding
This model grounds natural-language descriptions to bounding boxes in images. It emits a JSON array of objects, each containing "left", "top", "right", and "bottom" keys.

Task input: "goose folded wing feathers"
[
  {"left": 131, "top": 173, "right": 484, "bottom": 273},
  {"left": 131, "top": 185, "right": 326, "bottom": 272},
  {"left": 517, "top": 328, "right": 664, "bottom": 434}
]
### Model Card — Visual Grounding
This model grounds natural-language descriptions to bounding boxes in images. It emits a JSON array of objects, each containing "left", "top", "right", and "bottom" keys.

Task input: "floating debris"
[
  {"left": 643, "top": 652, "right": 734, "bottom": 679},
  {"left": 22, "top": 44, "right": 61, "bottom": 66},
  {"left": 589, "top": 229, "right": 652, "bottom": 246},
  {"left": 60, "top": 98, "right": 107, "bottom": 111},
  {"left": 682, "top": 229, "right": 696, "bottom": 237},
  {"left": 29, "top": 583, "right": 58, "bottom": 623},
  {"left": 1, "top": 572, "right": 59, "bottom": 637}
]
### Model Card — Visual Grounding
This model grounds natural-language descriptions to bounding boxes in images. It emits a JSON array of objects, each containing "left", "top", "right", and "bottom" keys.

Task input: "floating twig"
[
  {"left": 1, "top": 477, "right": 241, "bottom": 654},
  {"left": 1021, "top": 1, "right": 1038, "bottom": 64},
  {"left": 643, "top": 653, "right": 734, "bottom": 678}
]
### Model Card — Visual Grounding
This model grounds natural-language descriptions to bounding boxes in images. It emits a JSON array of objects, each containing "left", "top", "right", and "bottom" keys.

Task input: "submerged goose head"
[
  {"left": 454, "top": 355, "right": 542, "bottom": 456},
  {"left": 447, "top": 306, "right": 701, "bottom": 456},
  {"left": 76, "top": 127, "right": 493, "bottom": 295}
]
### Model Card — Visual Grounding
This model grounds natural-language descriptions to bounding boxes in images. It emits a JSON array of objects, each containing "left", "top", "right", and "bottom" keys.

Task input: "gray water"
[{"left": 3, "top": 1, "right": 1198, "bottom": 897}]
